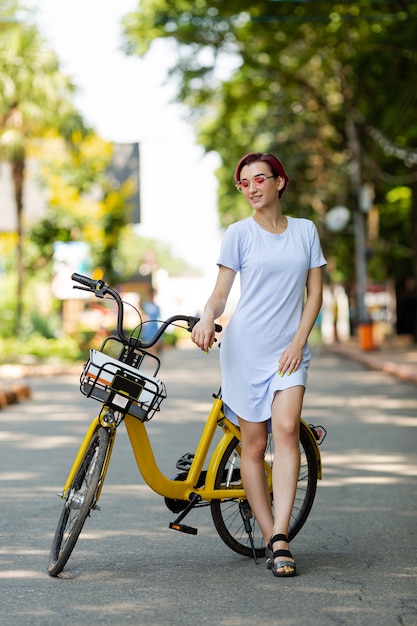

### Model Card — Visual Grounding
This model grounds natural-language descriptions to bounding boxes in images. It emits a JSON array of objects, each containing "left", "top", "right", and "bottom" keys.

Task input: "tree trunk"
[
  {"left": 411, "top": 180, "right": 417, "bottom": 343},
  {"left": 12, "top": 156, "right": 25, "bottom": 336},
  {"left": 346, "top": 113, "right": 368, "bottom": 326}
]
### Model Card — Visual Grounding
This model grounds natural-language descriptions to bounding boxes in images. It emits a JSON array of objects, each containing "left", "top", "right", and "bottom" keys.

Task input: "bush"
[
  {"left": 0, "top": 333, "right": 83, "bottom": 363},
  {"left": 163, "top": 330, "right": 179, "bottom": 346}
]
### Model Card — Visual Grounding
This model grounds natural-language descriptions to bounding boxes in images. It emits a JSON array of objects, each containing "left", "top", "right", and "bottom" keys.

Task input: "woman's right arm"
[{"left": 191, "top": 265, "right": 236, "bottom": 352}]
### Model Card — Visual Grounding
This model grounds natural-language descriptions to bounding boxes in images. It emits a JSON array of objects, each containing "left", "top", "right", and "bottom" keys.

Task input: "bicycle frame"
[
  {"left": 124, "top": 397, "right": 246, "bottom": 501},
  {"left": 60, "top": 394, "right": 322, "bottom": 506},
  {"left": 60, "top": 396, "right": 241, "bottom": 503}
]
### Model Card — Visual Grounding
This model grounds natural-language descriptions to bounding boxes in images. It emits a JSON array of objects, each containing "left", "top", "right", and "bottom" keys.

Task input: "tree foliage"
[
  {"left": 28, "top": 134, "right": 113, "bottom": 271},
  {"left": 122, "top": 0, "right": 417, "bottom": 292}
]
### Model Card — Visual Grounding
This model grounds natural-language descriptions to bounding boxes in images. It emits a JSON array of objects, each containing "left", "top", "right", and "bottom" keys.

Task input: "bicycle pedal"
[{"left": 169, "top": 522, "right": 198, "bottom": 535}]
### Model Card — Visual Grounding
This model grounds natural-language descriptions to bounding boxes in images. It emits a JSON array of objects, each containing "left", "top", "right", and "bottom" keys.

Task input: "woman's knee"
[
  {"left": 272, "top": 411, "right": 300, "bottom": 440},
  {"left": 273, "top": 418, "right": 299, "bottom": 441}
]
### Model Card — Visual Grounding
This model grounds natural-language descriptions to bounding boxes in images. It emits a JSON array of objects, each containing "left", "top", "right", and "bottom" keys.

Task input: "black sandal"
[{"left": 265, "top": 533, "right": 297, "bottom": 578}]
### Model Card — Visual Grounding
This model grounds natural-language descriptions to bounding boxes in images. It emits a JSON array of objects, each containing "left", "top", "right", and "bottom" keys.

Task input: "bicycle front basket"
[{"left": 80, "top": 349, "right": 167, "bottom": 421}]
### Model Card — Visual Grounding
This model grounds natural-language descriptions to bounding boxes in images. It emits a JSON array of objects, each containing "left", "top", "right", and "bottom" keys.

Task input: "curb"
[
  {"left": 0, "top": 362, "right": 81, "bottom": 411},
  {"left": 0, "top": 383, "right": 32, "bottom": 409},
  {"left": 324, "top": 344, "right": 417, "bottom": 386}
]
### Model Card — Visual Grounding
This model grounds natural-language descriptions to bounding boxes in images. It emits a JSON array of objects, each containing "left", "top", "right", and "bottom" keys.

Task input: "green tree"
[
  {"left": 122, "top": 0, "right": 417, "bottom": 334},
  {"left": 28, "top": 134, "right": 197, "bottom": 287},
  {"left": 0, "top": 11, "right": 85, "bottom": 334},
  {"left": 28, "top": 132, "right": 112, "bottom": 270}
]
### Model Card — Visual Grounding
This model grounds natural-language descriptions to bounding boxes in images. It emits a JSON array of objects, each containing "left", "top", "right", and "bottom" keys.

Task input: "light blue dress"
[{"left": 218, "top": 216, "right": 326, "bottom": 425}]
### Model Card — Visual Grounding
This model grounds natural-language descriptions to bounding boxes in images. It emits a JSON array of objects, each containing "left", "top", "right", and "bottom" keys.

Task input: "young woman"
[{"left": 191, "top": 152, "right": 326, "bottom": 577}]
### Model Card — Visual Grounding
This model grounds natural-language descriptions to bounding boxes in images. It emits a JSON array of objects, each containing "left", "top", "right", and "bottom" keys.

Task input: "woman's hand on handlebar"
[{"left": 191, "top": 317, "right": 216, "bottom": 352}]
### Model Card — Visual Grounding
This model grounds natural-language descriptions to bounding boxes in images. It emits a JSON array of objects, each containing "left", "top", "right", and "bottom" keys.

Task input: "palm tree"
[{"left": 0, "top": 15, "right": 82, "bottom": 333}]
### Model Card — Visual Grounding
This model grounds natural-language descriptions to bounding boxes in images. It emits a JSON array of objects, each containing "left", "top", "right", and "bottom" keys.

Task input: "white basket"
[{"left": 80, "top": 349, "right": 166, "bottom": 421}]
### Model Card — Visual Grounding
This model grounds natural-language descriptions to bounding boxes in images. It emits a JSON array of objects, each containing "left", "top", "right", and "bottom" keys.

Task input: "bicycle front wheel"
[
  {"left": 48, "top": 426, "right": 110, "bottom": 576},
  {"left": 210, "top": 421, "right": 318, "bottom": 558}
]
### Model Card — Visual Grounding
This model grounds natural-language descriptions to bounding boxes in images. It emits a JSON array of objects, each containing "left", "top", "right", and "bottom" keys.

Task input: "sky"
[{"left": 24, "top": 0, "right": 223, "bottom": 279}]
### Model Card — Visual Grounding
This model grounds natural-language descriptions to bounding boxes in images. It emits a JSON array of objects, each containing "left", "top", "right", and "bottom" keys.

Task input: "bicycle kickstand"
[{"left": 239, "top": 500, "right": 260, "bottom": 564}]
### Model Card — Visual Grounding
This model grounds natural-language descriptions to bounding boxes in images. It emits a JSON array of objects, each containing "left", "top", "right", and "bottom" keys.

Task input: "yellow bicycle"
[{"left": 48, "top": 273, "right": 326, "bottom": 577}]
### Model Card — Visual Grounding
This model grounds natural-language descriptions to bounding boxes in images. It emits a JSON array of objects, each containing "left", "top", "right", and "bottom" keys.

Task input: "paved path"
[{"left": 0, "top": 346, "right": 416, "bottom": 625}]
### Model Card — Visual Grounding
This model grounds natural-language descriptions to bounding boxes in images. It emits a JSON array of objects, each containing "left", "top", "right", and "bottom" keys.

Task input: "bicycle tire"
[
  {"left": 48, "top": 426, "right": 110, "bottom": 576},
  {"left": 210, "top": 421, "right": 318, "bottom": 558}
]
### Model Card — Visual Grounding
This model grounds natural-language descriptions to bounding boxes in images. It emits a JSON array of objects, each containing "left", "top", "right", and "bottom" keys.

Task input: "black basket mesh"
[{"left": 80, "top": 350, "right": 166, "bottom": 421}]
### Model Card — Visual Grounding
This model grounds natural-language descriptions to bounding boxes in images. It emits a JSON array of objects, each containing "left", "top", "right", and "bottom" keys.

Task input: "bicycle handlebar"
[
  {"left": 71, "top": 273, "right": 102, "bottom": 291},
  {"left": 71, "top": 273, "right": 222, "bottom": 349}
]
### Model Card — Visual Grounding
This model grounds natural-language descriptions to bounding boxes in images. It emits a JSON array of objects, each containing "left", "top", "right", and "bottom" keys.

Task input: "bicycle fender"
[
  {"left": 300, "top": 419, "right": 322, "bottom": 480},
  {"left": 204, "top": 430, "right": 237, "bottom": 493}
]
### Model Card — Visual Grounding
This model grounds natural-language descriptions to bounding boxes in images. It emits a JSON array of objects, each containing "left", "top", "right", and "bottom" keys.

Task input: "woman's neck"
[{"left": 252, "top": 211, "right": 288, "bottom": 234}]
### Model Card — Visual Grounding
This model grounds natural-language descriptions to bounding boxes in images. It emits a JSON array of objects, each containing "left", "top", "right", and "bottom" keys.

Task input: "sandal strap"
[
  {"left": 273, "top": 548, "right": 292, "bottom": 559},
  {"left": 268, "top": 534, "right": 291, "bottom": 559}
]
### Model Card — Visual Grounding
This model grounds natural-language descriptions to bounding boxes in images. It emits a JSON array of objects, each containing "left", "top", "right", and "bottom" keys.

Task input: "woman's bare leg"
[
  {"left": 270, "top": 385, "right": 304, "bottom": 574},
  {"left": 238, "top": 418, "right": 273, "bottom": 543}
]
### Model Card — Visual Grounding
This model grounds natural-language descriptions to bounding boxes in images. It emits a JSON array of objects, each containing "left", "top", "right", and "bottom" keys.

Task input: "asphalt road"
[{"left": 1, "top": 346, "right": 416, "bottom": 626}]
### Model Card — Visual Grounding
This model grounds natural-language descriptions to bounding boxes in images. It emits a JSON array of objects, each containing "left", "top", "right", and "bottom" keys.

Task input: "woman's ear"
[{"left": 276, "top": 176, "right": 285, "bottom": 192}]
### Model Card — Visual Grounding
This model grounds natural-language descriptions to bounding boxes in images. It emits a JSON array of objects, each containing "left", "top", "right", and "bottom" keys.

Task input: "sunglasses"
[{"left": 235, "top": 174, "right": 276, "bottom": 193}]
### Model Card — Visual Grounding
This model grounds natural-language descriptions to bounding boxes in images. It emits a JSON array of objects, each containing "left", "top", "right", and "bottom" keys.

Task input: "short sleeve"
[
  {"left": 309, "top": 222, "right": 327, "bottom": 269},
  {"left": 217, "top": 224, "right": 241, "bottom": 272}
]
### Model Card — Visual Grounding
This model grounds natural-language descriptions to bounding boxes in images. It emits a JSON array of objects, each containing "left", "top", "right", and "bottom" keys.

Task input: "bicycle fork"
[{"left": 59, "top": 412, "right": 116, "bottom": 505}]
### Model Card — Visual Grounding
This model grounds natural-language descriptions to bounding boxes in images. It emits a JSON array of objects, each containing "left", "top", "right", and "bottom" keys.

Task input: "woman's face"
[{"left": 238, "top": 161, "right": 284, "bottom": 211}]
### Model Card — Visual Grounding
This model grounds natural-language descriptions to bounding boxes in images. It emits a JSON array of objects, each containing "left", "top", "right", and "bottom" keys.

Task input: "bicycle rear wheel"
[
  {"left": 48, "top": 426, "right": 110, "bottom": 576},
  {"left": 210, "top": 421, "right": 318, "bottom": 558}
]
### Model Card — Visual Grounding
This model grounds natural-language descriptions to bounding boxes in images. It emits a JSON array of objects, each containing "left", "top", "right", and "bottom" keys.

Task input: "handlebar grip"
[
  {"left": 71, "top": 273, "right": 101, "bottom": 290},
  {"left": 188, "top": 317, "right": 222, "bottom": 334}
]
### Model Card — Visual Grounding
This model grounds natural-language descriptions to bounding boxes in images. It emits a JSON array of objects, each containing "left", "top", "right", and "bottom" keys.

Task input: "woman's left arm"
[{"left": 278, "top": 267, "right": 323, "bottom": 375}]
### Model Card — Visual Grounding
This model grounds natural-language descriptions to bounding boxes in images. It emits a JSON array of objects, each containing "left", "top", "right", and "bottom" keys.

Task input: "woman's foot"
[{"left": 266, "top": 533, "right": 297, "bottom": 577}]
